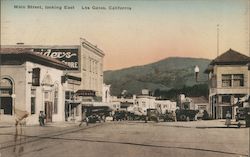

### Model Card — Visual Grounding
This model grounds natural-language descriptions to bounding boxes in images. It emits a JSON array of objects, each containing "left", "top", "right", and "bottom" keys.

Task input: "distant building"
[
  {"left": 136, "top": 95, "right": 156, "bottom": 114},
  {"left": 189, "top": 96, "right": 209, "bottom": 113},
  {"left": 102, "top": 84, "right": 111, "bottom": 103},
  {"left": 154, "top": 100, "right": 177, "bottom": 114},
  {"left": 205, "top": 49, "right": 250, "bottom": 119}
]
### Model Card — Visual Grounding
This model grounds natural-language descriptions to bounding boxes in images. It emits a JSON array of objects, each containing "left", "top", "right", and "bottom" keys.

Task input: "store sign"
[{"left": 32, "top": 48, "right": 79, "bottom": 70}]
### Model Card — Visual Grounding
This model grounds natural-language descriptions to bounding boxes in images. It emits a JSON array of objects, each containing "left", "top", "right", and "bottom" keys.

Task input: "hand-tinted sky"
[{"left": 1, "top": 0, "right": 249, "bottom": 70}]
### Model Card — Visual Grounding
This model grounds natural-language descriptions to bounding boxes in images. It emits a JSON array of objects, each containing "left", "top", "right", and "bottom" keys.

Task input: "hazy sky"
[{"left": 1, "top": 0, "right": 249, "bottom": 70}]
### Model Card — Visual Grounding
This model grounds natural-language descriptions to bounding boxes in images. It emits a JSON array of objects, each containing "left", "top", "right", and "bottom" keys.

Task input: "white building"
[
  {"left": 1, "top": 38, "right": 105, "bottom": 123},
  {"left": 136, "top": 95, "right": 156, "bottom": 114},
  {"left": 0, "top": 49, "right": 69, "bottom": 125},
  {"left": 205, "top": 49, "right": 250, "bottom": 119},
  {"left": 102, "top": 84, "right": 111, "bottom": 103},
  {"left": 154, "top": 100, "right": 177, "bottom": 114}
]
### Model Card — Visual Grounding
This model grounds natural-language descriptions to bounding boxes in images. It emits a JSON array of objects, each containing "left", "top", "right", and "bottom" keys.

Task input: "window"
[
  {"left": 65, "top": 91, "right": 74, "bottom": 100},
  {"left": 222, "top": 95, "right": 231, "bottom": 103},
  {"left": 53, "top": 85, "right": 58, "bottom": 114},
  {"left": 222, "top": 74, "right": 232, "bottom": 87},
  {"left": 32, "top": 68, "right": 40, "bottom": 86},
  {"left": 45, "top": 92, "right": 49, "bottom": 100},
  {"left": 222, "top": 74, "right": 244, "bottom": 87},
  {"left": 0, "top": 78, "right": 13, "bottom": 115},
  {"left": 31, "top": 89, "right": 36, "bottom": 114},
  {"left": 65, "top": 91, "right": 70, "bottom": 100},
  {"left": 31, "top": 97, "right": 36, "bottom": 114},
  {"left": 233, "top": 74, "right": 244, "bottom": 87}
]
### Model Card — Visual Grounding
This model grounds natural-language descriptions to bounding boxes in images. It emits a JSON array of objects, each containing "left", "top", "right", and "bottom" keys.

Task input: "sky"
[{"left": 1, "top": 0, "right": 249, "bottom": 70}]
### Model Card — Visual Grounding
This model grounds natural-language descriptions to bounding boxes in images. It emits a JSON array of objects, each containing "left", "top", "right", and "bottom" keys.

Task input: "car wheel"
[{"left": 180, "top": 114, "right": 186, "bottom": 121}]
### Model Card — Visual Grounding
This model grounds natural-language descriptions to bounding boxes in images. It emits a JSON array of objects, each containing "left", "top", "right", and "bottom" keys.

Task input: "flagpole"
[{"left": 217, "top": 24, "right": 219, "bottom": 57}]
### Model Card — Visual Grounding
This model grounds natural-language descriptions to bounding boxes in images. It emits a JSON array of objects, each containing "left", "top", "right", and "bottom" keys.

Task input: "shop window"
[
  {"left": 222, "top": 95, "right": 231, "bottom": 103},
  {"left": 0, "top": 78, "right": 13, "bottom": 115}
]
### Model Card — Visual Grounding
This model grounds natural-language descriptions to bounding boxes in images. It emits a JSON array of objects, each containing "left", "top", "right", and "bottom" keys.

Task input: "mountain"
[{"left": 104, "top": 57, "right": 211, "bottom": 96}]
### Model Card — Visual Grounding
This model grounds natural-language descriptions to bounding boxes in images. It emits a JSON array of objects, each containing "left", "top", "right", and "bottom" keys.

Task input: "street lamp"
[
  {"left": 194, "top": 65, "right": 208, "bottom": 83},
  {"left": 194, "top": 65, "right": 200, "bottom": 82}
]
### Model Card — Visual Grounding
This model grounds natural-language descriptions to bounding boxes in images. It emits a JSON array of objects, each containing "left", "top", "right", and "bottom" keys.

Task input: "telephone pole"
[{"left": 217, "top": 24, "right": 220, "bottom": 57}]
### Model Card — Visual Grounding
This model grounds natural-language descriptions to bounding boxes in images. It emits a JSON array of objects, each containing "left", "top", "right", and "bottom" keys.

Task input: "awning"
[
  {"left": 65, "top": 100, "right": 81, "bottom": 104},
  {"left": 76, "top": 90, "right": 96, "bottom": 96}
]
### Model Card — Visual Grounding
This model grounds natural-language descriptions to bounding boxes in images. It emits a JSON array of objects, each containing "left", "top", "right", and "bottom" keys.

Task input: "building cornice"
[{"left": 80, "top": 38, "right": 105, "bottom": 57}]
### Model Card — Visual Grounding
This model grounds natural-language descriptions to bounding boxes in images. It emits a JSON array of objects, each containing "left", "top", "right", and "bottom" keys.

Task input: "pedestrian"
[
  {"left": 172, "top": 111, "right": 177, "bottom": 122},
  {"left": 39, "top": 111, "right": 45, "bottom": 126},
  {"left": 225, "top": 111, "right": 231, "bottom": 128},
  {"left": 79, "top": 111, "right": 88, "bottom": 127}
]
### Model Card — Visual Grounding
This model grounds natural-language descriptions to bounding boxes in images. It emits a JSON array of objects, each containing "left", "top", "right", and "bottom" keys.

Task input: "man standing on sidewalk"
[
  {"left": 225, "top": 111, "right": 231, "bottom": 128},
  {"left": 79, "top": 109, "right": 88, "bottom": 126},
  {"left": 39, "top": 111, "right": 46, "bottom": 126}
]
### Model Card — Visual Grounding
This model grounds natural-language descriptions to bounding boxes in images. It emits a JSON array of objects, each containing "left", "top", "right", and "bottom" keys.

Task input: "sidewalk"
[
  {"left": 160, "top": 119, "right": 247, "bottom": 128},
  {"left": 0, "top": 120, "right": 82, "bottom": 128}
]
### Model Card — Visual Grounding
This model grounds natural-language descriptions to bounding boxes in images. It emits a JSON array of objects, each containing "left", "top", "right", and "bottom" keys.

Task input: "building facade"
[
  {"left": 1, "top": 38, "right": 105, "bottom": 124},
  {"left": 205, "top": 49, "right": 250, "bottom": 119},
  {"left": 0, "top": 49, "right": 68, "bottom": 125}
]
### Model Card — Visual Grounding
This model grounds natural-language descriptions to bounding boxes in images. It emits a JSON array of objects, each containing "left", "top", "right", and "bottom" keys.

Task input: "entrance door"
[
  {"left": 45, "top": 101, "right": 53, "bottom": 122},
  {"left": 222, "top": 106, "right": 232, "bottom": 119}
]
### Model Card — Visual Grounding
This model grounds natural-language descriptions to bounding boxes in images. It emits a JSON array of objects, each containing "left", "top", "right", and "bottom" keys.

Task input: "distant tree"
[
  {"left": 153, "top": 84, "right": 208, "bottom": 100},
  {"left": 153, "top": 89, "right": 161, "bottom": 97}
]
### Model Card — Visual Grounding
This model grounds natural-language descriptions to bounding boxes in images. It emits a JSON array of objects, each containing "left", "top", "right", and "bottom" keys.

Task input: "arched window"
[{"left": 0, "top": 78, "right": 13, "bottom": 115}]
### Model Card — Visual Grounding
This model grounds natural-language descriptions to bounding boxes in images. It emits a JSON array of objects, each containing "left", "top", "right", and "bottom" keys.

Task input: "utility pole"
[{"left": 217, "top": 24, "right": 220, "bottom": 57}]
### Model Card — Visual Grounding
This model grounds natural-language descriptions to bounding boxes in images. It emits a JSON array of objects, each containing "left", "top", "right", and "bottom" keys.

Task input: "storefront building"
[
  {"left": 0, "top": 48, "right": 69, "bottom": 125},
  {"left": 1, "top": 38, "right": 105, "bottom": 123},
  {"left": 205, "top": 49, "right": 250, "bottom": 119}
]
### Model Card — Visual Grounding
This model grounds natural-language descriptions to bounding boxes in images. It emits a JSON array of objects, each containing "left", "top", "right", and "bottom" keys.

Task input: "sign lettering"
[{"left": 32, "top": 48, "right": 79, "bottom": 70}]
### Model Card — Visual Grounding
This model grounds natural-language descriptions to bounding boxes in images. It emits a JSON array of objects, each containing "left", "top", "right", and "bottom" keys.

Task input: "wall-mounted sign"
[{"left": 33, "top": 48, "right": 79, "bottom": 70}]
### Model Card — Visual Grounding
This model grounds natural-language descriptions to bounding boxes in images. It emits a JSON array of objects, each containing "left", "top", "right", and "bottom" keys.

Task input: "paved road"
[{"left": 0, "top": 121, "right": 249, "bottom": 157}]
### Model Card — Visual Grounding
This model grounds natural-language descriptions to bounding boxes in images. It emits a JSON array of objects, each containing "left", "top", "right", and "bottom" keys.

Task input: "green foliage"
[
  {"left": 104, "top": 57, "right": 211, "bottom": 96},
  {"left": 153, "top": 84, "right": 209, "bottom": 100}
]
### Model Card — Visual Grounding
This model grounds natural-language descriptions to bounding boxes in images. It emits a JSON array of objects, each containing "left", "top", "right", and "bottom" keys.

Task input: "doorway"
[{"left": 45, "top": 101, "right": 53, "bottom": 122}]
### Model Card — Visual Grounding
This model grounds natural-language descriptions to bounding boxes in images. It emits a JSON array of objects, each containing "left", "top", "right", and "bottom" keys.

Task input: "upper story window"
[
  {"left": 222, "top": 74, "right": 232, "bottom": 87},
  {"left": 32, "top": 68, "right": 40, "bottom": 86},
  {"left": 221, "top": 74, "right": 244, "bottom": 87},
  {"left": 233, "top": 74, "right": 244, "bottom": 87}
]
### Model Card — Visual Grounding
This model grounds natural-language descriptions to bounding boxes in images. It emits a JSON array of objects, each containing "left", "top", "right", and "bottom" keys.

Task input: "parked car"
[
  {"left": 163, "top": 111, "right": 176, "bottom": 122},
  {"left": 113, "top": 110, "right": 127, "bottom": 121},
  {"left": 147, "top": 109, "right": 160, "bottom": 122},
  {"left": 88, "top": 115, "right": 101, "bottom": 123},
  {"left": 236, "top": 107, "right": 250, "bottom": 121},
  {"left": 176, "top": 109, "right": 199, "bottom": 121}
]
